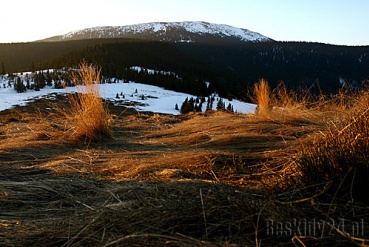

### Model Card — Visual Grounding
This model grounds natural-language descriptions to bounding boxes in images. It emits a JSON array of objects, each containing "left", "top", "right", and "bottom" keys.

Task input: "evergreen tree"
[
  {"left": 39, "top": 72, "right": 45, "bottom": 89},
  {"left": 14, "top": 77, "right": 26, "bottom": 93},
  {"left": 46, "top": 70, "right": 52, "bottom": 86},
  {"left": 180, "top": 97, "right": 191, "bottom": 114},
  {"left": 227, "top": 103, "right": 234, "bottom": 113},
  {"left": 216, "top": 98, "right": 225, "bottom": 111},
  {"left": 195, "top": 102, "right": 202, "bottom": 112},
  {"left": 188, "top": 97, "right": 195, "bottom": 112},
  {"left": 175, "top": 103, "right": 179, "bottom": 111},
  {"left": 25, "top": 74, "right": 30, "bottom": 89}
]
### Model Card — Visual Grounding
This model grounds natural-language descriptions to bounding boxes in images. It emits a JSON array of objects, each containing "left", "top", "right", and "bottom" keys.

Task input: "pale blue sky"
[{"left": 1, "top": 0, "right": 368, "bottom": 45}]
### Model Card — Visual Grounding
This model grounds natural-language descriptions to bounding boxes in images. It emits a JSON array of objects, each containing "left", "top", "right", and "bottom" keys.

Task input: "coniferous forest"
[{"left": 1, "top": 39, "right": 369, "bottom": 100}]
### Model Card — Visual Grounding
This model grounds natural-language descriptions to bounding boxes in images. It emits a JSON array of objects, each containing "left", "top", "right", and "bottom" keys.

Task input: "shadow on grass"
[{"left": 1, "top": 101, "right": 369, "bottom": 246}]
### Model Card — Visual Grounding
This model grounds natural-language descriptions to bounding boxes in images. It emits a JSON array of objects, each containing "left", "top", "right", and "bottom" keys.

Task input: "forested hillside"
[
  {"left": 175, "top": 42, "right": 369, "bottom": 92},
  {"left": 1, "top": 39, "right": 369, "bottom": 99}
]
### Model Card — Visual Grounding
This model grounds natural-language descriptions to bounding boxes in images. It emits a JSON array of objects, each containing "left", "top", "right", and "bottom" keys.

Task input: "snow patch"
[{"left": 0, "top": 72, "right": 256, "bottom": 115}]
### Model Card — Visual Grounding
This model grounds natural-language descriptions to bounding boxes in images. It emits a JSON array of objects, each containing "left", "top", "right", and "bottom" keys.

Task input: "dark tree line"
[
  {"left": 180, "top": 96, "right": 234, "bottom": 114},
  {"left": 2, "top": 39, "right": 369, "bottom": 99},
  {"left": 44, "top": 40, "right": 369, "bottom": 99},
  {"left": 175, "top": 42, "right": 369, "bottom": 95},
  {"left": 39, "top": 41, "right": 215, "bottom": 96},
  {"left": 5, "top": 69, "right": 75, "bottom": 93}
]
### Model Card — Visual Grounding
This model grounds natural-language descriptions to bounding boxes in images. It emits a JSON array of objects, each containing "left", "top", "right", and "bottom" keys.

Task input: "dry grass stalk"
[
  {"left": 66, "top": 62, "right": 112, "bottom": 141},
  {"left": 253, "top": 78, "right": 271, "bottom": 117}
]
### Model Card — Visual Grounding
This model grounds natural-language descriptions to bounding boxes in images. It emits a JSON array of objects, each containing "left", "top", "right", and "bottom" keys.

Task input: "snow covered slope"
[
  {"left": 42, "top": 21, "right": 272, "bottom": 43},
  {"left": 0, "top": 72, "right": 256, "bottom": 115}
]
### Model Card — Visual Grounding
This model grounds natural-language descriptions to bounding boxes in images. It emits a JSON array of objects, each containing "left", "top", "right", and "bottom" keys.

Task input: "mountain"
[{"left": 41, "top": 21, "right": 273, "bottom": 43}]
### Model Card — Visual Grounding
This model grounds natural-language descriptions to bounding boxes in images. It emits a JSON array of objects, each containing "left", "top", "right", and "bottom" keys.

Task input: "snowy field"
[{"left": 0, "top": 74, "right": 256, "bottom": 115}]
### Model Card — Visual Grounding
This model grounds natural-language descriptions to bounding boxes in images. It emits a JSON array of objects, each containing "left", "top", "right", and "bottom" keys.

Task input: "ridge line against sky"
[{"left": 0, "top": 0, "right": 368, "bottom": 46}]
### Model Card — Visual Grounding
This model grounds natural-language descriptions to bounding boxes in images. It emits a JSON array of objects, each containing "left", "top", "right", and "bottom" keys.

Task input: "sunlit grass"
[
  {"left": 252, "top": 78, "right": 271, "bottom": 117},
  {"left": 2, "top": 74, "right": 369, "bottom": 246},
  {"left": 252, "top": 79, "right": 348, "bottom": 125},
  {"left": 65, "top": 62, "right": 112, "bottom": 141}
]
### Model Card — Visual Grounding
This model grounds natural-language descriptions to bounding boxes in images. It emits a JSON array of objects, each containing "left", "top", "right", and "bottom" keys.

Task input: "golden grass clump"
[
  {"left": 252, "top": 79, "right": 344, "bottom": 125},
  {"left": 66, "top": 62, "right": 112, "bottom": 141},
  {"left": 253, "top": 78, "right": 271, "bottom": 117},
  {"left": 297, "top": 92, "right": 369, "bottom": 202}
]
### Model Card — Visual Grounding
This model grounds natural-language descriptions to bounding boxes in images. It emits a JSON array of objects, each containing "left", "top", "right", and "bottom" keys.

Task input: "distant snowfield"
[{"left": 0, "top": 77, "right": 256, "bottom": 115}]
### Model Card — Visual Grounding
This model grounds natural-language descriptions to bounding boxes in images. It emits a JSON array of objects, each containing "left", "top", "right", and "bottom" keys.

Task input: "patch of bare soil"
[{"left": 0, "top": 98, "right": 368, "bottom": 246}]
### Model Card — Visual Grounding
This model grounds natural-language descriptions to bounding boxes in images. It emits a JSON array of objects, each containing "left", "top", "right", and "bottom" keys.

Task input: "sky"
[{"left": 0, "top": 0, "right": 368, "bottom": 45}]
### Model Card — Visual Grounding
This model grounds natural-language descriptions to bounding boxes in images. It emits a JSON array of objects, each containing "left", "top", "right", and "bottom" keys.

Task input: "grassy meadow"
[{"left": 0, "top": 68, "right": 369, "bottom": 246}]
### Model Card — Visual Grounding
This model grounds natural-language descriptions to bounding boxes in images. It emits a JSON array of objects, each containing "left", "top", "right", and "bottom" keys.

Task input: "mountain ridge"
[{"left": 40, "top": 21, "right": 273, "bottom": 43}]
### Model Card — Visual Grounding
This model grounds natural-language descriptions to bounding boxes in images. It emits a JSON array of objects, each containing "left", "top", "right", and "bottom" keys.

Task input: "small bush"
[{"left": 65, "top": 62, "right": 112, "bottom": 141}]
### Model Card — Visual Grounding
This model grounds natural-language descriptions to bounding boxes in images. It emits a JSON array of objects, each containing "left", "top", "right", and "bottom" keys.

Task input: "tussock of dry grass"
[
  {"left": 63, "top": 62, "right": 112, "bottom": 141},
  {"left": 252, "top": 79, "right": 369, "bottom": 200},
  {"left": 252, "top": 78, "right": 271, "bottom": 117},
  {"left": 252, "top": 79, "right": 349, "bottom": 125}
]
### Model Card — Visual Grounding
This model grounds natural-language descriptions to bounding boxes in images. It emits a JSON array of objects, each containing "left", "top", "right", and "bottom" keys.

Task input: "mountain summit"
[{"left": 41, "top": 21, "right": 272, "bottom": 43}]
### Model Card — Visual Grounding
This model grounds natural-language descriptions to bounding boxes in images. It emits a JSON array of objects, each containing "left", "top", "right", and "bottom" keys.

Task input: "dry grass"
[
  {"left": 252, "top": 79, "right": 350, "bottom": 126},
  {"left": 297, "top": 91, "right": 369, "bottom": 202},
  {"left": 1, "top": 85, "right": 369, "bottom": 246},
  {"left": 0, "top": 102, "right": 315, "bottom": 246},
  {"left": 252, "top": 78, "right": 271, "bottom": 117},
  {"left": 63, "top": 62, "right": 112, "bottom": 141},
  {"left": 252, "top": 79, "right": 369, "bottom": 202}
]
